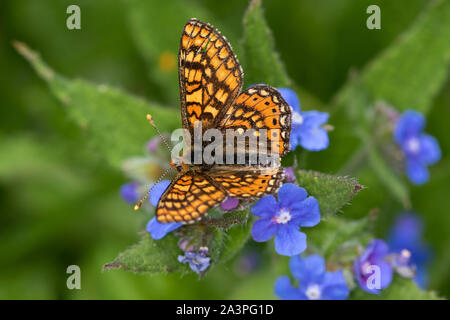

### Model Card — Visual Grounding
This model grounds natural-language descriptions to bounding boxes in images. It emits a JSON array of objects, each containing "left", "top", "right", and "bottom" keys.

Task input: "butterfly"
[{"left": 155, "top": 18, "right": 292, "bottom": 223}]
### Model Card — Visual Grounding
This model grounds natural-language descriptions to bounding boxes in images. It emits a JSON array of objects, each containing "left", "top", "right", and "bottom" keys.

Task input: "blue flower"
[
  {"left": 394, "top": 110, "right": 441, "bottom": 185},
  {"left": 120, "top": 182, "right": 140, "bottom": 204},
  {"left": 354, "top": 239, "right": 393, "bottom": 294},
  {"left": 278, "top": 88, "right": 329, "bottom": 151},
  {"left": 146, "top": 179, "right": 182, "bottom": 240},
  {"left": 251, "top": 183, "right": 320, "bottom": 256},
  {"left": 387, "top": 213, "right": 431, "bottom": 288},
  {"left": 178, "top": 247, "right": 210, "bottom": 274},
  {"left": 275, "top": 255, "right": 349, "bottom": 300}
]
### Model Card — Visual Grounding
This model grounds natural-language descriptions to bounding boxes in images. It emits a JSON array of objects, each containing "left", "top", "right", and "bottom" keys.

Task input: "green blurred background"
[{"left": 0, "top": 0, "right": 449, "bottom": 299}]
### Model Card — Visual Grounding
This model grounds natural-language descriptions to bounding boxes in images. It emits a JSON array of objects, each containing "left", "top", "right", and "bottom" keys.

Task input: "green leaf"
[
  {"left": 351, "top": 276, "right": 442, "bottom": 300},
  {"left": 218, "top": 216, "right": 253, "bottom": 264},
  {"left": 305, "top": 216, "right": 369, "bottom": 258},
  {"left": 361, "top": 0, "right": 450, "bottom": 114},
  {"left": 14, "top": 42, "right": 179, "bottom": 169},
  {"left": 105, "top": 211, "right": 251, "bottom": 275},
  {"left": 296, "top": 170, "right": 363, "bottom": 218},
  {"left": 103, "top": 233, "right": 188, "bottom": 274},
  {"left": 126, "top": 0, "right": 217, "bottom": 104},
  {"left": 241, "top": 0, "right": 292, "bottom": 88}
]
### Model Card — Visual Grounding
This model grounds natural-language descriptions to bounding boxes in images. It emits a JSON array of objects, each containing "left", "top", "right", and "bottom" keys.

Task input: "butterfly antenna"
[
  {"left": 133, "top": 166, "right": 172, "bottom": 211},
  {"left": 146, "top": 114, "right": 172, "bottom": 153}
]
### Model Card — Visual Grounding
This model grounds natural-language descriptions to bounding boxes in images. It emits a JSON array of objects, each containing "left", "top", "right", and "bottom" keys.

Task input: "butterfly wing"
[
  {"left": 208, "top": 166, "right": 285, "bottom": 199},
  {"left": 156, "top": 170, "right": 226, "bottom": 223},
  {"left": 218, "top": 85, "right": 292, "bottom": 162},
  {"left": 179, "top": 18, "right": 243, "bottom": 133}
]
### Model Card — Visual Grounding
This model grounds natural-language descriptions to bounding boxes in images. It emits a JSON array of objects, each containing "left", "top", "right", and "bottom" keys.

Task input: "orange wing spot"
[
  {"left": 234, "top": 109, "right": 244, "bottom": 117},
  {"left": 193, "top": 36, "right": 204, "bottom": 47},
  {"left": 191, "top": 25, "right": 201, "bottom": 37},
  {"left": 225, "top": 76, "right": 239, "bottom": 91},
  {"left": 218, "top": 47, "right": 229, "bottom": 60},
  {"left": 206, "top": 45, "right": 218, "bottom": 59},
  {"left": 185, "top": 24, "right": 194, "bottom": 34},
  {"left": 226, "top": 59, "right": 235, "bottom": 69},
  {"left": 200, "top": 28, "right": 210, "bottom": 38},
  {"left": 210, "top": 55, "right": 222, "bottom": 70},
  {"left": 216, "top": 66, "right": 231, "bottom": 82},
  {"left": 214, "top": 39, "right": 223, "bottom": 48},
  {"left": 187, "top": 89, "right": 203, "bottom": 104},
  {"left": 205, "top": 67, "right": 212, "bottom": 78},
  {"left": 206, "top": 82, "right": 214, "bottom": 96},
  {"left": 187, "top": 103, "right": 202, "bottom": 118},
  {"left": 204, "top": 105, "right": 219, "bottom": 118},
  {"left": 186, "top": 82, "right": 201, "bottom": 92}
]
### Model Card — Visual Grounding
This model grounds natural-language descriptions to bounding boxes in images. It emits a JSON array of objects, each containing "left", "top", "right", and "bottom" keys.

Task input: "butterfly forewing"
[{"left": 179, "top": 18, "right": 243, "bottom": 132}]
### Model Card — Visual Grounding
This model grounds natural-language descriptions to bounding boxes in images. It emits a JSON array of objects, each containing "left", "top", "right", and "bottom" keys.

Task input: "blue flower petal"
[
  {"left": 302, "top": 111, "right": 329, "bottom": 128},
  {"left": 406, "top": 159, "right": 429, "bottom": 185},
  {"left": 149, "top": 180, "right": 171, "bottom": 206},
  {"left": 388, "top": 214, "right": 423, "bottom": 250},
  {"left": 289, "top": 129, "right": 302, "bottom": 151},
  {"left": 251, "top": 195, "right": 278, "bottom": 218},
  {"left": 394, "top": 110, "right": 425, "bottom": 144},
  {"left": 251, "top": 218, "right": 279, "bottom": 242},
  {"left": 378, "top": 261, "right": 393, "bottom": 289},
  {"left": 277, "top": 184, "right": 307, "bottom": 208},
  {"left": 321, "top": 271, "right": 350, "bottom": 300},
  {"left": 419, "top": 134, "right": 441, "bottom": 165},
  {"left": 299, "top": 126, "right": 329, "bottom": 151},
  {"left": 274, "top": 276, "right": 305, "bottom": 300},
  {"left": 290, "top": 196, "right": 320, "bottom": 227},
  {"left": 146, "top": 217, "right": 182, "bottom": 240},
  {"left": 369, "top": 239, "right": 390, "bottom": 261},
  {"left": 277, "top": 88, "right": 301, "bottom": 112},
  {"left": 274, "top": 225, "right": 307, "bottom": 256},
  {"left": 290, "top": 254, "right": 325, "bottom": 284}
]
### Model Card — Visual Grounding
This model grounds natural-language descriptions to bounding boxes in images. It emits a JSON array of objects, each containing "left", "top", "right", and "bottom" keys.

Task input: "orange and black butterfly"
[{"left": 155, "top": 18, "right": 292, "bottom": 223}]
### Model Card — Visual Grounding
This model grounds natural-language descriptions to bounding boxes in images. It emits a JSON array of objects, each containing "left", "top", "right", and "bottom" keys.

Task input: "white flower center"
[
  {"left": 305, "top": 284, "right": 322, "bottom": 300},
  {"left": 406, "top": 137, "right": 420, "bottom": 154},
  {"left": 361, "top": 261, "right": 371, "bottom": 275},
  {"left": 292, "top": 111, "right": 304, "bottom": 125},
  {"left": 275, "top": 208, "right": 291, "bottom": 224}
]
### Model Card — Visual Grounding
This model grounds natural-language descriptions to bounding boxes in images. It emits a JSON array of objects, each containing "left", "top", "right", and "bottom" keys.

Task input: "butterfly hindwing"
[
  {"left": 179, "top": 18, "right": 243, "bottom": 132},
  {"left": 219, "top": 85, "right": 292, "bottom": 158},
  {"left": 156, "top": 170, "right": 226, "bottom": 223},
  {"left": 208, "top": 166, "right": 285, "bottom": 199}
]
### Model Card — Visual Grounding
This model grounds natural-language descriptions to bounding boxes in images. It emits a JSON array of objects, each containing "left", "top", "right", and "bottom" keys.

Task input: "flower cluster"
[
  {"left": 275, "top": 255, "right": 349, "bottom": 300},
  {"left": 394, "top": 110, "right": 441, "bottom": 185},
  {"left": 178, "top": 247, "right": 211, "bottom": 274},
  {"left": 354, "top": 214, "right": 431, "bottom": 294},
  {"left": 387, "top": 213, "right": 431, "bottom": 288}
]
